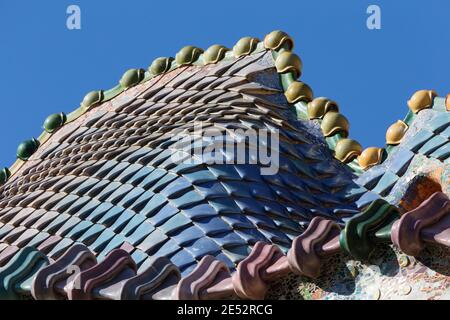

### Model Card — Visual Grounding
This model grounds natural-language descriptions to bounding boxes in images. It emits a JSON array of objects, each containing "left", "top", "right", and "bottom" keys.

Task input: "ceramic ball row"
[
  {"left": 2, "top": 31, "right": 299, "bottom": 186},
  {"left": 351, "top": 89, "right": 438, "bottom": 170}
]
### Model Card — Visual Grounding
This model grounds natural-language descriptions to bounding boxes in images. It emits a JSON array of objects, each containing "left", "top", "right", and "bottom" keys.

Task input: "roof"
[{"left": 0, "top": 30, "right": 448, "bottom": 300}]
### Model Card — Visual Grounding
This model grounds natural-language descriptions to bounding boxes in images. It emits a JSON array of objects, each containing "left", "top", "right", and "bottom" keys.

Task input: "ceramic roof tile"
[
  {"left": 0, "top": 31, "right": 448, "bottom": 300},
  {"left": 429, "top": 142, "right": 450, "bottom": 160}
]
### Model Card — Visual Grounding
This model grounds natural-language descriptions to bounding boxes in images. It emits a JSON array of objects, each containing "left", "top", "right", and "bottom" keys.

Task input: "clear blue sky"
[{"left": 0, "top": 0, "right": 448, "bottom": 167}]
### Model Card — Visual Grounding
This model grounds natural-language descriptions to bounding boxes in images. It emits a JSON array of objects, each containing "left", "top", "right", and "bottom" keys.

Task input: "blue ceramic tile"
[
  {"left": 245, "top": 213, "right": 277, "bottom": 229},
  {"left": 428, "top": 113, "right": 450, "bottom": 133},
  {"left": 97, "top": 206, "right": 125, "bottom": 227},
  {"left": 48, "top": 238, "right": 74, "bottom": 258},
  {"left": 291, "top": 158, "right": 316, "bottom": 178},
  {"left": 114, "top": 163, "right": 144, "bottom": 183},
  {"left": 340, "top": 185, "right": 367, "bottom": 202},
  {"left": 96, "top": 181, "right": 123, "bottom": 202},
  {"left": 431, "top": 97, "right": 447, "bottom": 111},
  {"left": 260, "top": 199, "right": 289, "bottom": 218},
  {"left": 43, "top": 213, "right": 71, "bottom": 233},
  {"left": 209, "top": 231, "right": 247, "bottom": 248},
  {"left": 65, "top": 196, "right": 92, "bottom": 215},
  {"left": 355, "top": 191, "right": 381, "bottom": 209},
  {"left": 221, "top": 212, "right": 255, "bottom": 229},
  {"left": 89, "top": 228, "right": 116, "bottom": 253},
  {"left": 234, "top": 197, "right": 265, "bottom": 215},
  {"left": 233, "top": 164, "right": 263, "bottom": 182},
  {"left": 355, "top": 166, "right": 386, "bottom": 190},
  {"left": 148, "top": 203, "right": 179, "bottom": 227},
  {"left": 123, "top": 146, "right": 153, "bottom": 163},
  {"left": 117, "top": 187, "right": 147, "bottom": 208},
  {"left": 105, "top": 184, "right": 135, "bottom": 204},
  {"left": 182, "top": 203, "right": 218, "bottom": 220},
  {"left": 249, "top": 183, "right": 276, "bottom": 201},
  {"left": 120, "top": 214, "right": 146, "bottom": 237},
  {"left": 0, "top": 224, "right": 14, "bottom": 239},
  {"left": 261, "top": 173, "right": 284, "bottom": 187},
  {"left": 147, "top": 149, "right": 173, "bottom": 168},
  {"left": 271, "top": 216, "right": 303, "bottom": 232},
  {"left": 138, "top": 148, "right": 164, "bottom": 166},
  {"left": 94, "top": 160, "right": 119, "bottom": 179},
  {"left": 208, "top": 198, "right": 242, "bottom": 214},
  {"left": 178, "top": 262, "right": 197, "bottom": 276},
  {"left": 59, "top": 177, "right": 87, "bottom": 194},
  {"left": 278, "top": 172, "right": 308, "bottom": 192},
  {"left": 313, "top": 205, "right": 336, "bottom": 217},
  {"left": 302, "top": 177, "right": 329, "bottom": 193},
  {"left": 403, "top": 130, "right": 434, "bottom": 152},
  {"left": 183, "top": 169, "right": 217, "bottom": 184},
  {"left": 278, "top": 157, "right": 301, "bottom": 175},
  {"left": 138, "top": 168, "right": 166, "bottom": 189},
  {"left": 110, "top": 209, "right": 135, "bottom": 233},
  {"left": 234, "top": 227, "right": 268, "bottom": 244},
  {"left": 55, "top": 216, "right": 81, "bottom": 236},
  {"left": 80, "top": 180, "right": 107, "bottom": 198},
  {"left": 170, "top": 249, "right": 197, "bottom": 270},
  {"left": 439, "top": 126, "right": 450, "bottom": 140},
  {"left": 208, "top": 165, "right": 241, "bottom": 180},
  {"left": 184, "top": 237, "right": 221, "bottom": 259},
  {"left": 65, "top": 220, "right": 93, "bottom": 239},
  {"left": 429, "top": 142, "right": 450, "bottom": 160},
  {"left": 69, "top": 178, "right": 99, "bottom": 195},
  {"left": 258, "top": 227, "right": 291, "bottom": 246},
  {"left": 214, "top": 252, "right": 235, "bottom": 270},
  {"left": 128, "top": 166, "right": 155, "bottom": 186},
  {"left": 221, "top": 245, "right": 250, "bottom": 264},
  {"left": 51, "top": 194, "right": 80, "bottom": 212},
  {"left": 159, "top": 213, "right": 192, "bottom": 235},
  {"left": 127, "top": 221, "right": 156, "bottom": 245},
  {"left": 103, "top": 162, "right": 131, "bottom": 181},
  {"left": 171, "top": 225, "right": 204, "bottom": 246},
  {"left": 130, "top": 249, "right": 149, "bottom": 268},
  {"left": 385, "top": 147, "right": 415, "bottom": 176},
  {"left": 154, "top": 239, "right": 181, "bottom": 258},
  {"left": 418, "top": 135, "right": 448, "bottom": 156},
  {"left": 321, "top": 173, "right": 354, "bottom": 189},
  {"left": 294, "top": 189, "right": 323, "bottom": 207},
  {"left": 170, "top": 190, "right": 205, "bottom": 209},
  {"left": 41, "top": 193, "right": 67, "bottom": 210},
  {"left": 26, "top": 232, "right": 50, "bottom": 248},
  {"left": 195, "top": 216, "right": 232, "bottom": 235},
  {"left": 100, "top": 234, "right": 127, "bottom": 256},
  {"left": 140, "top": 193, "right": 167, "bottom": 217},
  {"left": 194, "top": 181, "right": 229, "bottom": 199},
  {"left": 151, "top": 173, "right": 179, "bottom": 193},
  {"left": 136, "top": 229, "right": 168, "bottom": 254},
  {"left": 221, "top": 181, "right": 252, "bottom": 198},
  {"left": 86, "top": 202, "right": 114, "bottom": 223},
  {"left": 160, "top": 177, "right": 192, "bottom": 199},
  {"left": 78, "top": 224, "right": 106, "bottom": 245},
  {"left": 171, "top": 162, "right": 204, "bottom": 176}
]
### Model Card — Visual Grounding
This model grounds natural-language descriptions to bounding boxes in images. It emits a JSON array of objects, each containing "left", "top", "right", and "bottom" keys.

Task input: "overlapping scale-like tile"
[{"left": 0, "top": 49, "right": 360, "bottom": 280}]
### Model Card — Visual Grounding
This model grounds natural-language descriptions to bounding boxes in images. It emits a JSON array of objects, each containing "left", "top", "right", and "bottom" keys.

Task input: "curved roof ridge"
[{"left": 1, "top": 30, "right": 447, "bottom": 187}]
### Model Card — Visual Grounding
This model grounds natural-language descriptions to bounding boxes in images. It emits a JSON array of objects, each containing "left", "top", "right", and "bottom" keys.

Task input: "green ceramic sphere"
[
  {"left": 175, "top": 46, "right": 203, "bottom": 66},
  {"left": 149, "top": 57, "right": 174, "bottom": 76},
  {"left": 43, "top": 112, "right": 67, "bottom": 133},
  {"left": 119, "top": 69, "right": 145, "bottom": 89},
  {"left": 0, "top": 167, "right": 10, "bottom": 185},
  {"left": 82, "top": 90, "right": 104, "bottom": 109},
  {"left": 17, "top": 138, "right": 40, "bottom": 161}
]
